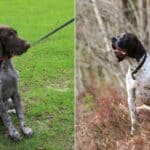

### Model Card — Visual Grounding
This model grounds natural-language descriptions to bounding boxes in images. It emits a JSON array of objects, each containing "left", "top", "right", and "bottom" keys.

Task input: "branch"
[{"left": 91, "top": 0, "right": 111, "bottom": 52}]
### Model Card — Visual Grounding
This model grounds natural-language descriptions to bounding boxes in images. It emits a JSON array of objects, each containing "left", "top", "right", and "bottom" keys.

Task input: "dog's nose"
[
  {"left": 24, "top": 42, "right": 30, "bottom": 49},
  {"left": 111, "top": 37, "right": 117, "bottom": 42}
]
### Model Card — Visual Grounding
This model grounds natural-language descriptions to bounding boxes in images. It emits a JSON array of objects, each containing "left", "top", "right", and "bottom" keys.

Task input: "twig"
[{"left": 91, "top": 0, "right": 111, "bottom": 52}]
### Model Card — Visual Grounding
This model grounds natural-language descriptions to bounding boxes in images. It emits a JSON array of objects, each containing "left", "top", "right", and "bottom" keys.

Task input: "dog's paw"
[
  {"left": 22, "top": 126, "right": 34, "bottom": 137},
  {"left": 130, "top": 125, "right": 137, "bottom": 136},
  {"left": 9, "top": 129, "right": 22, "bottom": 142}
]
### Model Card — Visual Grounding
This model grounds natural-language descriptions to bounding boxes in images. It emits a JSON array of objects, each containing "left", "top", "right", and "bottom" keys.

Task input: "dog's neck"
[
  {"left": 127, "top": 52, "right": 147, "bottom": 80},
  {"left": 0, "top": 57, "right": 13, "bottom": 70},
  {"left": 128, "top": 52, "right": 147, "bottom": 69},
  {"left": 128, "top": 57, "right": 141, "bottom": 69},
  {"left": 0, "top": 48, "right": 13, "bottom": 69}
]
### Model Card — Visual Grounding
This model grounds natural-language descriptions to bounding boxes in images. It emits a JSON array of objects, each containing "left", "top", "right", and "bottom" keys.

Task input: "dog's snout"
[{"left": 24, "top": 42, "right": 30, "bottom": 50}]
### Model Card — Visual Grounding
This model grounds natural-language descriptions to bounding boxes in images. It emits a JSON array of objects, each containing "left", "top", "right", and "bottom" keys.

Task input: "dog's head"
[
  {"left": 0, "top": 25, "right": 30, "bottom": 57},
  {"left": 111, "top": 33, "right": 145, "bottom": 62}
]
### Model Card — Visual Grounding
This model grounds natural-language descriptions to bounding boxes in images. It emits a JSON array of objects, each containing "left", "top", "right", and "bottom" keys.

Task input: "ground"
[
  {"left": 76, "top": 85, "right": 150, "bottom": 150},
  {"left": 0, "top": 1, "right": 74, "bottom": 150}
]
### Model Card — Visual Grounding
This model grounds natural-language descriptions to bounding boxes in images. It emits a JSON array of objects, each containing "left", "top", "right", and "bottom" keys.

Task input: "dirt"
[{"left": 76, "top": 86, "right": 150, "bottom": 150}]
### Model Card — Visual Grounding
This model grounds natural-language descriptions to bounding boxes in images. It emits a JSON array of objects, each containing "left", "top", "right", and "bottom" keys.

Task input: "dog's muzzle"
[{"left": 111, "top": 37, "right": 127, "bottom": 61}]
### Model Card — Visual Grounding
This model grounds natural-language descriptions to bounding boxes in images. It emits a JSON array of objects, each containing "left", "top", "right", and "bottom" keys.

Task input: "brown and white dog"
[
  {"left": 111, "top": 33, "right": 150, "bottom": 135},
  {"left": 0, "top": 25, "right": 33, "bottom": 141}
]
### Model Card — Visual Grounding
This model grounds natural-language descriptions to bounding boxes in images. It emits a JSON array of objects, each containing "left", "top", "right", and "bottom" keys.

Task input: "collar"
[
  {"left": 0, "top": 56, "right": 7, "bottom": 68},
  {"left": 0, "top": 56, "right": 7, "bottom": 62},
  {"left": 0, "top": 55, "right": 13, "bottom": 69},
  {"left": 131, "top": 52, "right": 147, "bottom": 80},
  {"left": 0, "top": 55, "right": 12, "bottom": 62}
]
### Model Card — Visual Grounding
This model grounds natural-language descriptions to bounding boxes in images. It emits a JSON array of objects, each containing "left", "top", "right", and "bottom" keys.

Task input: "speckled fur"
[
  {"left": 0, "top": 26, "right": 33, "bottom": 141},
  {"left": 126, "top": 53, "right": 150, "bottom": 135},
  {"left": 111, "top": 33, "right": 150, "bottom": 135}
]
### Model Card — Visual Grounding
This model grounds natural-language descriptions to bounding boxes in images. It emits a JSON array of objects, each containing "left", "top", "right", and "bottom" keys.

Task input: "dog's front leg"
[
  {"left": 0, "top": 88, "right": 21, "bottom": 141},
  {"left": 126, "top": 85, "right": 137, "bottom": 135},
  {"left": 126, "top": 70, "right": 138, "bottom": 135},
  {"left": 12, "top": 92, "right": 33, "bottom": 137}
]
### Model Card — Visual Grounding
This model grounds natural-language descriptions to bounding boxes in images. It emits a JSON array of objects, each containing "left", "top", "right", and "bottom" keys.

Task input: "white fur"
[{"left": 126, "top": 53, "right": 150, "bottom": 135}]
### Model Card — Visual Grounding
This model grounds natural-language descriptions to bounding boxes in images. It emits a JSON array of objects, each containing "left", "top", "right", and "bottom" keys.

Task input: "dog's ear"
[{"left": 135, "top": 40, "right": 146, "bottom": 61}]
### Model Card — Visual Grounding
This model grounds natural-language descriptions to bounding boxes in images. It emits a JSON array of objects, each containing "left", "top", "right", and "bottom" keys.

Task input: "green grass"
[{"left": 0, "top": 0, "right": 74, "bottom": 150}]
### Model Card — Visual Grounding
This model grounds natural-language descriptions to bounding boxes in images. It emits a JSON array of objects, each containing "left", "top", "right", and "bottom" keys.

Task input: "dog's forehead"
[
  {"left": 120, "top": 33, "right": 132, "bottom": 39},
  {"left": 0, "top": 25, "right": 16, "bottom": 33},
  {"left": 124, "top": 33, "right": 137, "bottom": 38},
  {"left": 117, "top": 33, "right": 138, "bottom": 41},
  {"left": 120, "top": 33, "right": 126, "bottom": 37}
]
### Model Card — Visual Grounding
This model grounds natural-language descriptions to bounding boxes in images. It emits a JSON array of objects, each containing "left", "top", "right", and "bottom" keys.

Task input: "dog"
[
  {"left": 0, "top": 25, "right": 33, "bottom": 141},
  {"left": 111, "top": 33, "right": 150, "bottom": 135}
]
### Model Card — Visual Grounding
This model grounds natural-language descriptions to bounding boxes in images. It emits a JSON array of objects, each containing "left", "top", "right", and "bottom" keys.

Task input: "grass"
[{"left": 0, "top": 0, "right": 74, "bottom": 150}]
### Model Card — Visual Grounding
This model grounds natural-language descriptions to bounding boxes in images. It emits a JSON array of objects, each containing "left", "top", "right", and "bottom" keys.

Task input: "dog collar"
[
  {"left": 131, "top": 52, "right": 147, "bottom": 80},
  {"left": 0, "top": 57, "right": 5, "bottom": 68},
  {"left": 0, "top": 50, "right": 14, "bottom": 61},
  {"left": 0, "top": 55, "right": 13, "bottom": 69},
  {"left": 0, "top": 56, "right": 7, "bottom": 61}
]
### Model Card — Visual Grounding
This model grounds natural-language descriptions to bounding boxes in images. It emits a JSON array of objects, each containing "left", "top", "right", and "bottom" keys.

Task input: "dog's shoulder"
[
  {"left": 144, "top": 53, "right": 150, "bottom": 68},
  {"left": 126, "top": 53, "right": 150, "bottom": 88},
  {"left": 139, "top": 54, "right": 150, "bottom": 78},
  {"left": 126, "top": 68, "right": 137, "bottom": 89}
]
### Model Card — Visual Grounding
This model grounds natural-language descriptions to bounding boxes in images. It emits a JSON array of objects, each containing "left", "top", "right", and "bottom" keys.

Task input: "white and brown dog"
[{"left": 111, "top": 33, "right": 150, "bottom": 135}]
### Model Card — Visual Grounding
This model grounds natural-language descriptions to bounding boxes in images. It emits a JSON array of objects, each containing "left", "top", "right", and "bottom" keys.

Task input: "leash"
[
  {"left": 131, "top": 52, "right": 147, "bottom": 80},
  {"left": 31, "top": 18, "right": 74, "bottom": 47}
]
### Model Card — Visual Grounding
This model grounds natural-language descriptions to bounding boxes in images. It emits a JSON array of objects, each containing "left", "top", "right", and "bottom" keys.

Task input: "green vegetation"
[{"left": 0, "top": 0, "right": 74, "bottom": 150}]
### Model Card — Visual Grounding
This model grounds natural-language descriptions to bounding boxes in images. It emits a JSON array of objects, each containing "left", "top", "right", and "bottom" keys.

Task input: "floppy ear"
[{"left": 135, "top": 40, "right": 146, "bottom": 61}]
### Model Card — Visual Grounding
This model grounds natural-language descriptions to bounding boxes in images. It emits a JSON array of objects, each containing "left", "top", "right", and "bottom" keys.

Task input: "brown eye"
[
  {"left": 8, "top": 32, "right": 14, "bottom": 39},
  {"left": 9, "top": 35, "right": 14, "bottom": 39},
  {"left": 121, "top": 34, "right": 126, "bottom": 39}
]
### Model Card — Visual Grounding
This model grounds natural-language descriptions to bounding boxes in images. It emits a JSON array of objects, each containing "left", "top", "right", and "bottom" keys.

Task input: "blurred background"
[{"left": 76, "top": 0, "right": 150, "bottom": 149}]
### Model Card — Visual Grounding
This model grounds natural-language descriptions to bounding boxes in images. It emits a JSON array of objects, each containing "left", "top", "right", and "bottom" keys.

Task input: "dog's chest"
[
  {"left": 137, "top": 61, "right": 150, "bottom": 80},
  {"left": 136, "top": 78, "right": 150, "bottom": 105},
  {"left": 127, "top": 56, "right": 150, "bottom": 104},
  {"left": 0, "top": 67, "right": 18, "bottom": 99}
]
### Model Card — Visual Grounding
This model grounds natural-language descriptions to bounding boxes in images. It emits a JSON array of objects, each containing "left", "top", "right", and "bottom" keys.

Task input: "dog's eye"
[
  {"left": 8, "top": 33, "right": 15, "bottom": 39},
  {"left": 122, "top": 34, "right": 127, "bottom": 39},
  {"left": 9, "top": 35, "right": 14, "bottom": 39},
  {"left": 122, "top": 34, "right": 129, "bottom": 42}
]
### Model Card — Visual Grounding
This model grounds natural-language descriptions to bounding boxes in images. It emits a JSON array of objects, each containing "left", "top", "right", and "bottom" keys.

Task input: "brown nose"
[{"left": 24, "top": 42, "right": 30, "bottom": 50}]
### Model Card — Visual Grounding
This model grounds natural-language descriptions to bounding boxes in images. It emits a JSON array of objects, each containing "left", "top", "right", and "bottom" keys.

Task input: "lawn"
[{"left": 0, "top": 0, "right": 74, "bottom": 150}]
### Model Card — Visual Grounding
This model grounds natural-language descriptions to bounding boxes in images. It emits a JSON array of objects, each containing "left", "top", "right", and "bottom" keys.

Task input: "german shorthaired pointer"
[
  {"left": 111, "top": 33, "right": 150, "bottom": 135},
  {"left": 0, "top": 25, "right": 33, "bottom": 141}
]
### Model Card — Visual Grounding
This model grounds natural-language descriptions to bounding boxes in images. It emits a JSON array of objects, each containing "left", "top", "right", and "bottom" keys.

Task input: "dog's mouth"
[
  {"left": 112, "top": 43, "right": 127, "bottom": 61},
  {"left": 8, "top": 48, "right": 27, "bottom": 57},
  {"left": 9, "top": 43, "right": 30, "bottom": 56}
]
